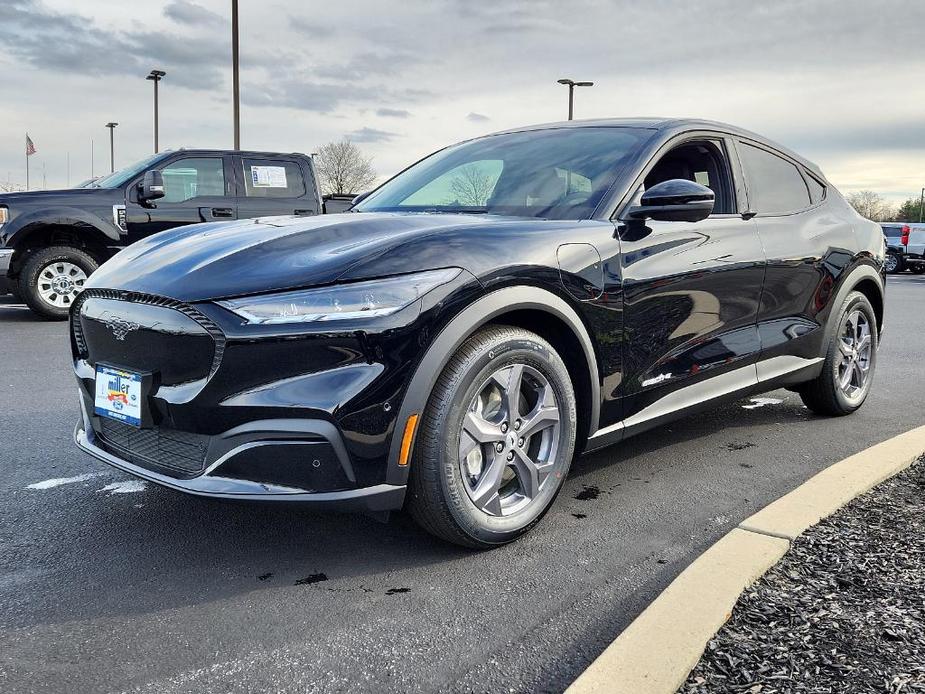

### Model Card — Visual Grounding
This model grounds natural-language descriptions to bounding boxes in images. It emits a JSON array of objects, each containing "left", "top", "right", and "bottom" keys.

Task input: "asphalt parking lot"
[{"left": 1, "top": 275, "right": 923, "bottom": 694}]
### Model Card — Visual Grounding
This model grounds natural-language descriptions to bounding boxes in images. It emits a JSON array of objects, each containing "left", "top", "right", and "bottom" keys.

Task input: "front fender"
[
  {"left": 4, "top": 205, "right": 123, "bottom": 246},
  {"left": 383, "top": 285, "right": 601, "bottom": 486}
]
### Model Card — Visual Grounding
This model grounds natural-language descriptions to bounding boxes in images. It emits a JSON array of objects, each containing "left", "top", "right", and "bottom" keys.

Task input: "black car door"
[
  {"left": 734, "top": 139, "right": 856, "bottom": 373},
  {"left": 123, "top": 154, "right": 237, "bottom": 244},
  {"left": 233, "top": 155, "right": 319, "bottom": 220},
  {"left": 614, "top": 135, "right": 766, "bottom": 433}
]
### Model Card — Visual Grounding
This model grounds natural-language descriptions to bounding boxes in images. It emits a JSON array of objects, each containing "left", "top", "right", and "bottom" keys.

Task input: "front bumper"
[{"left": 75, "top": 395, "right": 406, "bottom": 511}]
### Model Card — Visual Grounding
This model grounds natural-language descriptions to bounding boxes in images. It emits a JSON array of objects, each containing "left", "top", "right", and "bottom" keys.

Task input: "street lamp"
[
  {"left": 105, "top": 122, "right": 118, "bottom": 173},
  {"left": 232, "top": 0, "right": 241, "bottom": 149},
  {"left": 146, "top": 69, "right": 166, "bottom": 153},
  {"left": 919, "top": 187, "right": 924, "bottom": 224},
  {"left": 557, "top": 78, "right": 594, "bottom": 120}
]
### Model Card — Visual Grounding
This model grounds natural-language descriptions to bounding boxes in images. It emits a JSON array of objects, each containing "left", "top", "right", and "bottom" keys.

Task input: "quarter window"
[
  {"left": 805, "top": 172, "right": 826, "bottom": 204},
  {"left": 740, "top": 143, "right": 811, "bottom": 215},
  {"left": 160, "top": 157, "right": 226, "bottom": 203},
  {"left": 242, "top": 159, "right": 306, "bottom": 198}
]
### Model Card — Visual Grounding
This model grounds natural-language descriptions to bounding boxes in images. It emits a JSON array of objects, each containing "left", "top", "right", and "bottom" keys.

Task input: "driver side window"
[
  {"left": 160, "top": 157, "right": 226, "bottom": 203},
  {"left": 643, "top": 140, "right": 735, "bottom": 214}
]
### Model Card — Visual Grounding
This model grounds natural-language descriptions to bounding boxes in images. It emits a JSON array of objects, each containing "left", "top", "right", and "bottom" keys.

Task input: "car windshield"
[
  {"left": 355, "top": 127, "right": 651, "bottom": 220},
  {"left": 91, "top": 153, "right": 164, "bottom": 189}
]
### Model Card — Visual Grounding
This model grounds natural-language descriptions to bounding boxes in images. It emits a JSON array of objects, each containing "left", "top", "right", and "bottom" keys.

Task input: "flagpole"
[{"left": 25, "top": 134, "right": 29, "bottom": 190}]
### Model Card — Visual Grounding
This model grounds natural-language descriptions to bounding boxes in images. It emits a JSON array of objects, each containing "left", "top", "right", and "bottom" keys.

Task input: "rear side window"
[
  {"left": 242, "top": 159, "right": 306, "bottom": 198},
  {"left": 739, "top": 143, "right": 811, "bottom": 215},
  {"left": 881, "top": 225, "right": 903, "bottom": 239}
]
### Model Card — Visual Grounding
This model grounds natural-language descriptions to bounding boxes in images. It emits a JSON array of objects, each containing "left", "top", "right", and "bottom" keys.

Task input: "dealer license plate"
[{"left": 94, "top": 365, "right": 143, "bottom": 427}]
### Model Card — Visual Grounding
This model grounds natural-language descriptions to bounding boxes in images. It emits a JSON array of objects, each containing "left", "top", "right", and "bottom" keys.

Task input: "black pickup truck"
[{"left": 0, "top": 149, "right": 354, "bottom": 318}]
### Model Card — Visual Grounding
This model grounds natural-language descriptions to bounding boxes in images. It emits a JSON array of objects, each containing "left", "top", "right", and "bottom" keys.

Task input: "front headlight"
[{"left": 218, "top": 268, "right": 463, "bottom": 325}]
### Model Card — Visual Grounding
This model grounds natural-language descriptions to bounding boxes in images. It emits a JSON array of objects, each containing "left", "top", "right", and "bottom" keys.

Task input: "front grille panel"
[
  {"left": 97, "top": 418, "right": 210, "bottom": 477},
  {"left": 71, "top": 289, "right": 226, "bottom": 380}
]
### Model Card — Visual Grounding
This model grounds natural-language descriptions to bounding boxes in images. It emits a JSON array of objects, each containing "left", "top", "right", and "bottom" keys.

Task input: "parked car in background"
[
  {"left": 0, "top": 149, "right": 353, "bottom": 318},
  {"left": 881, "top": 222, "right": 925, "bottom": 274},
  {"left": 71, "top": 118, "right": 885, "bottom": 548}
]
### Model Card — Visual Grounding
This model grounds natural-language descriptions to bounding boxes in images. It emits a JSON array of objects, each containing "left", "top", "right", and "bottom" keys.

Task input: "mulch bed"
[{"left": 682, "top": 456, "right": 925, "bottom": 694}]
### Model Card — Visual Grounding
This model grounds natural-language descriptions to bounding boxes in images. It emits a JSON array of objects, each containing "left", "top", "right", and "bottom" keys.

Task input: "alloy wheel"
[
  {"left": 37, "top": 261, "right": 87, "bottom": 309},
  {"left": 884, "top": 254, "right": 898, "bottom": 273},
  {"left": 836, "top": 309, "right": 872, "bottom": 400},
  {"left": 458, "top": 363, "right": 562, "bottom": 517}
]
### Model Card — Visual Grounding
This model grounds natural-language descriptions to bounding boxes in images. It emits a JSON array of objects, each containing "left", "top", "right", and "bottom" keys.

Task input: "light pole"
[
  {"left": 105, "top": 122, "right": 118, "bottom": 173},
  {"left": 232, "top": 0, "right": 240, "bottom": 149},
  {"left": 919, "top": 187, "right": 924, "bottom": 224},
  {"left": 146, "top": 69, "right": 166, "bottom": 152},
  {"left": 557, "top": 78, "right": 594, "bottom": 120}
]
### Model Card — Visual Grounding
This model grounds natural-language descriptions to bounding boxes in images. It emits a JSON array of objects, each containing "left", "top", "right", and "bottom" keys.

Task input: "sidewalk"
[{"left": 682, "top": 457, "right": 925, "bottom": 693}]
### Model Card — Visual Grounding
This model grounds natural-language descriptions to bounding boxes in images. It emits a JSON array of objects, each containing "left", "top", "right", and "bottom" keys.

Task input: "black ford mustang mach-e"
[{"left": 71, "top": 119, "right": 885, "bottom": 547}]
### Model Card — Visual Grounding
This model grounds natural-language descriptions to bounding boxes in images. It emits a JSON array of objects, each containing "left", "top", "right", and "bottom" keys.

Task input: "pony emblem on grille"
[{"left": 103, "top": 315, "right": 140, "bottom": 341}]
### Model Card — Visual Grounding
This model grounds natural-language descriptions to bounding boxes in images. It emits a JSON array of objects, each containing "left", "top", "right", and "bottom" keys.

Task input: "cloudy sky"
[{"left": 2, "top": 0, "right": 923, "bottom": 201}]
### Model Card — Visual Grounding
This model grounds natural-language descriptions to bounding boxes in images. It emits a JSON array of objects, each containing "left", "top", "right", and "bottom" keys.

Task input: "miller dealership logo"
[{"left": 102, "top": 314, "right": 140, "bottom": 341}]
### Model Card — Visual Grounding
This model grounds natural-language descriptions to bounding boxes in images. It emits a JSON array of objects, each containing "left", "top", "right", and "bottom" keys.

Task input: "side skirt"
[{"left": 582, "top": 355, "right": 823, "bottom": 453}]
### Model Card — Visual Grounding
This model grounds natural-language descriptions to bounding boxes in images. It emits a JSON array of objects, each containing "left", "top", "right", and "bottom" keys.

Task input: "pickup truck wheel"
[
  {"left": 407, "top": 325, "right": 577, "bottom": 548},
  {"left": 798, "top": 291, "right": 877, "bottom": 416},
  {"left": 884, "top": 252, "right": 903, "bottom": 274},
  {"left": 19, "top": 246, "right": 97, "bottom": 320},
  {"left": 910, "top": 264, "right": 925, "bottom": 275}
]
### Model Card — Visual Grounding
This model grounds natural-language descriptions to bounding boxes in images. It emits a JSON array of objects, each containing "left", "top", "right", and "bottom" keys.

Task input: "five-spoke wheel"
[
  {"left": 459, "top": 363, "right": 562, "bottom": 517},
  {"left": 408, "top": 325, "right": 576, "bottom": 548}
]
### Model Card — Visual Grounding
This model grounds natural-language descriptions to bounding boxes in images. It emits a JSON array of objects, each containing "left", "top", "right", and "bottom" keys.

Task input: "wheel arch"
[
  {"left": 6, "top": 211, "right": 119, "bottom": 276},
  {"left": 385, "top": 286, "right": 601, "bottom": 486},
  {"left": 823, "top": 263, "right": 885, "bottom": 351}
]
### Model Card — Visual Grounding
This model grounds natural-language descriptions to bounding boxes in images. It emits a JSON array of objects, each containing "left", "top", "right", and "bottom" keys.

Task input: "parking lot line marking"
[
  {"left": 566, "top": 424, "right": 925, "bottom": 694},
  {"left": 26, "top": 472, "right": 107, "bottom": 490},
  {"left": 97, "top": 481, "right": 147, "bottom": 494}
]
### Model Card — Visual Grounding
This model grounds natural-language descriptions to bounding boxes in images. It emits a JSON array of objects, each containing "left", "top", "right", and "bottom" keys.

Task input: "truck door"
[
  {"left": 124, "top": 154, "right": 237, "bottom": 243},
  {"left": 233, "top": 155, "right": 320, "bottom": 221}
]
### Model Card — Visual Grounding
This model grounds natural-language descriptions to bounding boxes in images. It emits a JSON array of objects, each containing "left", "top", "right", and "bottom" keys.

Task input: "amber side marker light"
[{"left": 398, "top": 414, "right": 419, "bottom": 467}]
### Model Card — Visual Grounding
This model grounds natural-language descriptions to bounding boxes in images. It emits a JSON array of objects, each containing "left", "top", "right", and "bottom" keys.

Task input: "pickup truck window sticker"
[{"left": 250, "top": 165, "right": 288, "bottom": 188}]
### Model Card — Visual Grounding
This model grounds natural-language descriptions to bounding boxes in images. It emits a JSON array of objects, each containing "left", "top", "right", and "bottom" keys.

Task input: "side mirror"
[
  {"left": 351, "top": 191, "right": 371, "bottom": 206},
  {"left": 138, "top": 170, "right": 165, "bottom": 203},
  {"left": 623, "top": 179, "right": 714, "bottom": 223}
]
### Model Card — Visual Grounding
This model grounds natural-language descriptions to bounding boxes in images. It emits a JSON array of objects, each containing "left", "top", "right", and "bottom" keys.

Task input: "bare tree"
[
  {"left": 0, "top": 180, "right": 24, "bottom": 193},
  {"left": 448, "top": 164, "right": 495, "bottom": 207},
  {"left": 846, "top": 190, "right": 894, "bottom": 221},
  {"left": 314, "top": 139, "right": 377, "bottom": 195}
]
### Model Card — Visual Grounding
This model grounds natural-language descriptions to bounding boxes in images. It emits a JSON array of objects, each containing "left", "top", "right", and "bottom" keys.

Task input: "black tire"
[
  {"left": 18, "top": 246, "right": 98, "bottom": 320},
  {"left": 798, "top": 291, "right": 877, "bottom": 416},
  {"left": 884, "top": 252, "right": 904, "bottom": 274},
  {"left": 911, "top": 264, "right": 925, "bottom": 275},
  {"left": 407, "top": 325, "right": 577, "bottom": 548}
]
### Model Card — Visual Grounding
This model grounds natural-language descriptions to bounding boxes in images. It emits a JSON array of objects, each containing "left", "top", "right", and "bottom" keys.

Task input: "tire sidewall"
[
  {"left": 827, "top": 292, "right": 878, "bottom": 412},
  {"left": 436, "top": 334, "right": 577, "bottom": 545},
  {"left": 20, "top": 247, "right": 97, "bottom": 320}
]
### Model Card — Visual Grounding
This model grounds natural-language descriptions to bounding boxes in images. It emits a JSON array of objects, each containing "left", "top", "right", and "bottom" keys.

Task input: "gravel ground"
[{"left": 683, "top": 456, "right": 925, "bottom": 694}]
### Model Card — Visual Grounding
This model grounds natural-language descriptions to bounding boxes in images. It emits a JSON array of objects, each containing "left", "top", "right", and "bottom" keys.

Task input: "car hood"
[
  {"left": 0, "top": 188, "right": 110, "bottom": 203},
  {"left": 86, "top": 212, "right": 518, "bottom": 302}
]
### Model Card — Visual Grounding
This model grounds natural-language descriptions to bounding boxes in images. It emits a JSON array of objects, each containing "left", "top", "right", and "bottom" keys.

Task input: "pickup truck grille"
[{"left": 97, "top": 418, "right": 210, "bottom": 478}]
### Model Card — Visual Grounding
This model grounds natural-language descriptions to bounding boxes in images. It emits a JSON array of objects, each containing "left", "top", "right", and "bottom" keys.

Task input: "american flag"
[{"left": 25, "top": 134, "right": 36, "bottom": 156}]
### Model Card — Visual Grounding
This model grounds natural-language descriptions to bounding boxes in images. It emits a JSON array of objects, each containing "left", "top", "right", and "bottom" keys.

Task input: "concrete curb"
[{"left": 566, "top": 424, "right": 925, "bottom": 694}]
